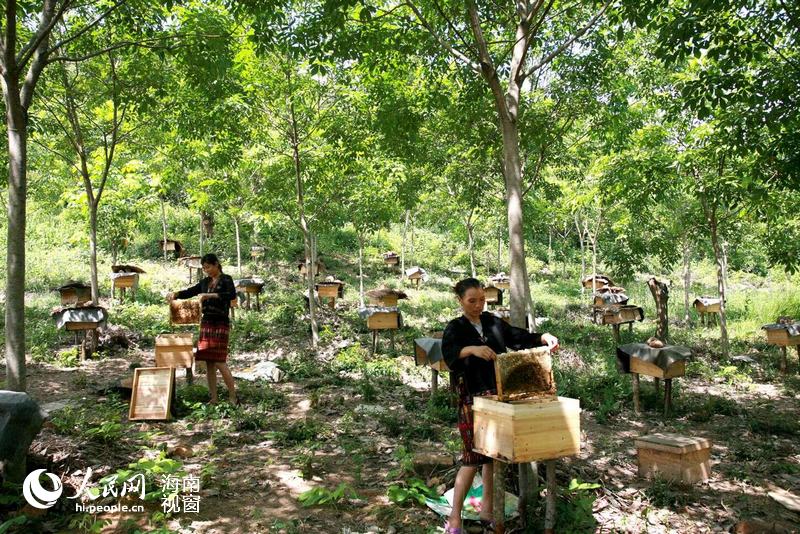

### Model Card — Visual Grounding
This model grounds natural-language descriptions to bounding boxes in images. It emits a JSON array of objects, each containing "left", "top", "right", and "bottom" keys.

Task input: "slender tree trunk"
[
  {"left": 199, "top": 212, "right": 205, "bottom": 256},
  {"left": 358, "top": 233, "right": 365, "bottom": 307},
  {"left": 234, "top": 216, "right": 242, "bottom": 278},
  {"left": 89, "top": 203, "right": 100, "bottom": 304},
  {"left": 497, "top": 227, "right": 502, "bottom": 274},
  {"left": 547, "top": 227, "right": 553, "bottom": 267},
  {"left": 161, "top": 197, "right": 168, "bottom": 262},
  {"left": 721, "top": 240, "right": 729, "bottom": 298},
  {"left": 401, "top": 209, "right": 409, "bottom": 277},
  {"left": 708, "top": 207, "right": 729, "bottom": 358},
  {"left": 410, "top": 213, "right": 415, "bottom": 267},
  {"left": 466, "top": 220, "right": 476, "bottom": 278},
  {"left": 289, "top": 98, "right": 318, "bottom": 347},
  {"left": 576, "top": 216, "right": 586, "bottom": 297},
  {"left": 683, "top": 241, "right": 691, "bottom": 323},
  {"left": 4, "top": 100, "right": 28, "bottom": 392}
]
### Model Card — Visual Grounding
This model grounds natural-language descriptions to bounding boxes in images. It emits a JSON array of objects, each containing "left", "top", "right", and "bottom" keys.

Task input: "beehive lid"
[
  {"left": 366, "top": 287, "right": 407, "bottom": 300},
  {"left": 494, "top": 346, "right": 555, "bottom": 401},
  {"left": 112, "top": 264, "right": 146, "bottom": 274},
  {"left": 694, "top": 296, "right": 721, "bottom": 307},
  {"left": 635, "top": 433, "right": 711, "bottom": 454}
]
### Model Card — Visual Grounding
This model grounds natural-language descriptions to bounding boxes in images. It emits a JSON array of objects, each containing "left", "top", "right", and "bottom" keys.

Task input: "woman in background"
[{"left": 168, "top": 253, "right": 238, "bottom": 405}]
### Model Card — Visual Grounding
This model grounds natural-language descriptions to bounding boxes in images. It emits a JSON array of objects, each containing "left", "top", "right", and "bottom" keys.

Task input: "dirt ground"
[{"left": 9, "top": 336, "right": 799, "bottom": 534}]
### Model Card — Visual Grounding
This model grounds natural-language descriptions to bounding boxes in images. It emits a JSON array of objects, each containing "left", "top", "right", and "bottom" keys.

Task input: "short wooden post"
[
  {"left": 328, "top": 297, "right": 335, "bottom": 309},
  {"left": 186, "top": 367, "right": 194, "bottom": 385},
  {"left": 664, "top": 378, "right": 673, "bottom": 416},
  {"left": 544, "top": 459, "right": 557, "bottom": 534},
  {"left": 796, "top": 346, "right": 800, "bottom": 374},
  {"left": 256, "top": 292, "right": 261, "bottom": 312},
  {"left": 781, "top": 346, "right": 788, "bottom": 373},
  {"left": 612, "top": 324, "right": 621, "bottom": 344},
  {"left": 628, "top": 322, "right": 633, "bottom": 333},
  {"left": 632, "top": 373, "right": 641, "bottom": 414},
  {"left": 431, "top": 368, "right": 438, "bottom": 394},
  {"left": 389, "top": 329, "right": 395, "bottom": 352},
  {"left": 493, "top": 459, "right": 506, "bottom": 534},
  {"left": 371, "top": 330, "right": 378, "bottom": 356}
]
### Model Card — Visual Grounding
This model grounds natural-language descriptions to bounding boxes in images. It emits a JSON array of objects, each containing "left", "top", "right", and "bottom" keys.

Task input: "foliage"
[
  {"left": 387, "top": 478, "right": 438, "bottom": 506},
  {"left": 555, "top": 479, "right": 602, "bottom": 532},
  {"left": 297, "top": 483, "right": 360, "bottom": 508}
]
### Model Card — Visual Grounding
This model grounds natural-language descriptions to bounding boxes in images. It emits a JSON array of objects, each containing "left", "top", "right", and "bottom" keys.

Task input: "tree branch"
[
  {"left": 405, "top": 0, "right": 481, "bottom": 73},
  {"left": 524, "top": 0, "right": 612, "bottom": 78}
]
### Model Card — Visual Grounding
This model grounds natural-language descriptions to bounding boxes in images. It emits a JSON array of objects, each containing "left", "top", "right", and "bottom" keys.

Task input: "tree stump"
[{"left": 648, "top": 277, "right": 669, "bottom": 340}]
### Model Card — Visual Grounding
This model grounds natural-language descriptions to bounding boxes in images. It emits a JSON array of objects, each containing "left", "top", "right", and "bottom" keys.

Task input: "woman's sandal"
[{"left": 443, "top": 520, "right": 464, "bottom": 534}]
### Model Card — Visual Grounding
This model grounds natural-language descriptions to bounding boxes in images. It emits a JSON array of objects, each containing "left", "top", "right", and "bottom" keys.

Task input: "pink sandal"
[{"left": 444, "top": 520, "right": 464, "bottom": 534}]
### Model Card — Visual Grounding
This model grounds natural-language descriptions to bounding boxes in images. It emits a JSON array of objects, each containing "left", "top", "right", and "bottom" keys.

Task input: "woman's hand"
[
  {"left": 541, "top": 333, "right": 560, "bottom": 353},
  {"left": 469, "top": 345, "right": 496, "bottom": 361},
  {"left": 166, "top": 292, "right": 175, "bottom": 302}
]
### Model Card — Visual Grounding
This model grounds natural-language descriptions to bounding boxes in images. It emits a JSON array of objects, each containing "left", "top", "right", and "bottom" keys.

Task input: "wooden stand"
[
  {"left": 155, "top": 333, "right": 194, "bottom": 385},
  {"left": 367, "top": 311, "right": 399, "bottom": 355},
  {"left": 629, "top": 356, "right": 685, "bottom": 416},
  {"left": 764, "top": 328, "right": 800, "bottom": 374},
  {"left": 65, "top": 322, "right": 101, "bottom": 361},
  {"left": 694, "top": 299, "right": 721, "bottom": 327},
  {"left": 111, "top": 273, "right": 138, "bottom": 303},
  {"left": 635, "top": 433, "right": 712, "bottom": 483},
  {"left": 316, "top": 283, "right": 341, "bottom": 309},
  {"left": 242, "top": 285, "right": 263, "bottom": 311}
]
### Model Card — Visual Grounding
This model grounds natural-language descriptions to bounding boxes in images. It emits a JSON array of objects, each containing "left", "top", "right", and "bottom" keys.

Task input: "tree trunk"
[
  {"left": 199, "top": 212, "right": 205, "bottom": 256},
  {"left": 161, "top": 197, "right": 168, "bottom": 262},
  {"left": 683, "top": 241, "right": 691, "bottom": 323},
  {"left": 358, "top": 233, "right": 365, "bottom": 307},
  {"left": 89, "top": 203, "right": 100, "bottom": 304},
  {"left": 707, "top": 206, "right": 729, "bottom": 358},
  {"left": 410, "top": 213, "right": 415, "bottom": 267},
  {"left": 547, "top": 227, "right": 553, "bottom": 267},
  {"left": 497, "top": 227, "right": 502, "bottom": 275},
  {"left": 466, "top": 221, "right": 476, "bottom": 278},
  {"left": 401, "top": 209, "right": 409, "bottom": 278},
  {"left": 290, "top": 97, "right": 318, "bottom": 347},
  {"left": 576, "top": 216, "right": 586, "bottom": 297},
  {"left": 234, "top": 216, "right": 242, "bottom": 278},
  {"left": 648, "top": 277, "right": 669, "bottom": 341},
  {"left": 501, "top": 118, "right": 532, "bottom": 329},
  {"left": 4, "top": 100, "right": 28, "bottom": 392}
]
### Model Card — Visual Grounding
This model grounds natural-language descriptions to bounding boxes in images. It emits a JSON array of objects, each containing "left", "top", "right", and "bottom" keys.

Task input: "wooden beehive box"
[
  {"left": 601, "top": 305, "right": 643, "bottom": 324},
  {"left": 494, "top": 347, "right": 555, "bottom": 401},
  {"left": 473, "top": 396, "right": 581, "bottom": 463},
  {"left": 367, "top": 311, "right": 399, "bottom": 330},
  {"left": 630, "top": 356, "right": 686, "bottom": 379},
  {"left": 384, "top": 255, "right": 399, "bottom": 265},
  {"left": 765, "top": 327, "right": 800, "bottom": 346},
  {"left": 635, "top": 433, "right": 711, "bottom": 484},
  {"left": 316, "top": 283, "right": 341, "bottom": 298},
  {"left": 113, "top": 273, "right": 138, "bottom": 288},
  {"left": 693, "top": 298, "right": 721, "bottom": 313},
  {"left": 59, "top": 286, "right": 91, "bottom": 306},
  {"left": 170, "top": 299, "right": 201, "bottom": 325},
  {"left": 484, "top": 286, "right": 502, "bottom": 305},
  {"left": 155, "top": 333, "right": 194, "bottom": 368}
]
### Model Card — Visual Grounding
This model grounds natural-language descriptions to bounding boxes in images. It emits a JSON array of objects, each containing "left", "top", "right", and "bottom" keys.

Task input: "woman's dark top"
[
  {"left": 176, "top": 274, "right": 236, "bottom": 323},
  {"left": 442, "top": 312, "right": 543, "bottom": 395}
]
